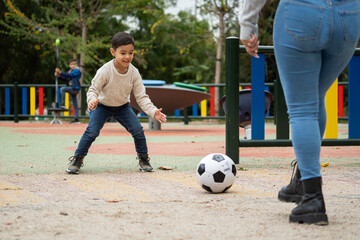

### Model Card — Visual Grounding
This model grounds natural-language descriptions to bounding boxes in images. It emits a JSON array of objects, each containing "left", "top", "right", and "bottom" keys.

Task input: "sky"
[{"left": 165, "top": 0, "right": 197, "bottom": 15}]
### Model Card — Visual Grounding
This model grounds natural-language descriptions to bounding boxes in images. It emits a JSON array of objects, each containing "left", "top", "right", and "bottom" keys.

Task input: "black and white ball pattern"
[{"left": 196, "top": 153, "right": 237, "bottom": 193}]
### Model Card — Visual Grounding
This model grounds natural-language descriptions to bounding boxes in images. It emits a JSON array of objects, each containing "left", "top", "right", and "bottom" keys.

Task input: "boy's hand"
[
  {"left": 54, "top": 68, "right": 61, "bottom": 77},
  {"left": 87, "top": 99, "right": 100, "bottom": 112},
  {"left": 153, "top": 108, "right": 167, "bottom": 124},
  {"left": 241, "top": 34, "right": 260, "bottom": 58}
]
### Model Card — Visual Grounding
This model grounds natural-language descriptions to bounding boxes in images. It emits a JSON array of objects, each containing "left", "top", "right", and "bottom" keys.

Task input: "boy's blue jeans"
[
  {"left": 273, "top": 0, "right": 360, "bottom": 180},
  {"left": 60, "top": 86, "right": 79, "bottom": 119},
  {"left": 75, "top": 103, "right": 148, "bottom": 156}
]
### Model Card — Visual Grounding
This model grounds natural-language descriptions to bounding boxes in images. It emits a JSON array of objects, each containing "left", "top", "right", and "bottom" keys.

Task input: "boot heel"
[{"left": 290, "top": 213, "right": 328, "bottom": 225}]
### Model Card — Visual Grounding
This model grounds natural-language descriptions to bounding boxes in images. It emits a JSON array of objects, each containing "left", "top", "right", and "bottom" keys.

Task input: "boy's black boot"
[
  {"left": 278, "top": 160, "right": 303, "bottom": 203},
  {"left": 289, "top": 177, "right": 328, "bottom": 225},
  {"left": 66, "top": 155, "right": 85, "bottom": 174},
  {"left": 137, "top": 153, "right": 153, "bottom": 172}
]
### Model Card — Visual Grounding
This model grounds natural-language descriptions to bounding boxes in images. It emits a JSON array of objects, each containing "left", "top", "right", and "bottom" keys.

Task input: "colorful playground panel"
[
  {"left": 142, "top": 80, "right": 166, "bottom": 86},
  {"left": 174, "top": 82, "right": 207, "bottom": 92}
]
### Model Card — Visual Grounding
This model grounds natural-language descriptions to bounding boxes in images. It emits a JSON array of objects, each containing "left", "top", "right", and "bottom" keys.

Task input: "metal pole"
[
  {"left": 225, "top": 37, "right": 240, "bottom": 164},
  {"left": 55, "top": 39, "right": 60, "bottom": 108},
  {"left": 55, "top": 45, "right": 59, "bottom": 107},
  {"left": 14, "top": 82, "right": 19, "bottom": 123},
  {"left": 184, "top": 107, "right": 189, "bottom": 125}
]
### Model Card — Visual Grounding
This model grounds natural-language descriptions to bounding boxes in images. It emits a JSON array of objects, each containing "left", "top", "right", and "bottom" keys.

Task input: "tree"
[
  {"left": 198, "top": 0, "right": 239, "bottom": 115},
  {"left": 0, "top": 0, "right": 124, "bottom": 84},
  {"left": 0, "top": 0, "right": 228, "bottom": 92},
  {"left": 138, "top": 9, "right": 216, "bottom": 84}
]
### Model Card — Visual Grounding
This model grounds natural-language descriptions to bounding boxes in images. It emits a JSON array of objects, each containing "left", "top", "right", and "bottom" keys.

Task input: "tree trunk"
[
  {"left": 77, "top": 0, "right": 87, "bottom": 115},
  {"left": 214, "top": 11, "right": 225, "bottom": 116}
]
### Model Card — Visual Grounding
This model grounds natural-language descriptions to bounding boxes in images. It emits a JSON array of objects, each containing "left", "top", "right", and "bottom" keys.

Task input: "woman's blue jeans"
[
  {"left": 75, "top": 103, "right": 148, "bottom": 156},
  {"left": 60, "top": 86, "right": 79, "bottom": 119},
  {"left": 273, "top": 0, "right": 360, "bottom": 180}
]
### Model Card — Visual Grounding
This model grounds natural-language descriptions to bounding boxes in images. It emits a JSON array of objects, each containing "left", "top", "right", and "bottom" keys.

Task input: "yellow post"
[
  {"left": 30, "top": 87, "right": 36, "bottom": 115},
  {"left": 201, "top": 87, "right": 207, "bottom": 117},
  {"left": 324, "top": 79, "right": 338, "bottom": 139},
  {"left": 64, "top": 93, "right": 69, "bottom": 116}
]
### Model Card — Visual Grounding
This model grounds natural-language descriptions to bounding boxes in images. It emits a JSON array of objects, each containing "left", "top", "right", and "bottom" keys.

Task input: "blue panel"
[
  {"left": 22, "top": 87, "right": 27, "bottom": 115},
  {"left": 251, "top": 54, "right": 265, "bottom": 139},
  {"left": 192, "top": 104, "right": 198, "bottom": 116},
  {"left": 143, "top": 80, "right": 166, "bottom": 86},
  {"left": 5, "top": 88, "right": 10, "bottom": 115},
  {"left": 348, "top": 56, "right": 360, "bottom": 139},
  {"left": 174, "top": 109, "right": 180, "bottom": 116}
]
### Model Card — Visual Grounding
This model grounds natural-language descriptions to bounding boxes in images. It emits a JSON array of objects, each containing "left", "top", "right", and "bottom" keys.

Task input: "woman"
[{"left": 239, "top": 0, "right": 360, "bottom": 225}]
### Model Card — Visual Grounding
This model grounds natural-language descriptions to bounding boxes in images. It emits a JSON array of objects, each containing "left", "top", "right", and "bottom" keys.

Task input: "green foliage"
[
  {"left": 133, "top": 10, "right": 216, "bottom": 83},
  {"left": 0, "top": 0, "right": 358, "bottom": 86},
  {"left": 0, "top": 0, "right": 221, "bottom": 85}
]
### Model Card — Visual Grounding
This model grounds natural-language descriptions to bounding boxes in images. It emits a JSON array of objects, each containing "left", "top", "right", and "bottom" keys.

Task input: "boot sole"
[
  {"left": 289, "top": 213, "right": 328, "bottom": 225},
  {"left": 66, "top": 169, "right": 80, "bottom": 174},
  {"left": 278, "top": 192, "right": 302, "bottom": 204},
  {"left": 139, "top": 167, "right": 154, "bottom": 172}
]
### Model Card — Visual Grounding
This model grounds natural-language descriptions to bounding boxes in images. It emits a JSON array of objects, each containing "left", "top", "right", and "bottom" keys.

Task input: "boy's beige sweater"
[{"left": 87, "top": 60, "right": 158, "bottom": 118}]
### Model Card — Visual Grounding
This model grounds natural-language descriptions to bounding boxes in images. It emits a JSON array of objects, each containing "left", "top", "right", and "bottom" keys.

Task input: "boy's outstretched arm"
[
  {"left": 87, "top": 99, "right": 100, "bottom": 112},
  {"left": 153, "top": 108, "right": 167, "bottom": 124}
]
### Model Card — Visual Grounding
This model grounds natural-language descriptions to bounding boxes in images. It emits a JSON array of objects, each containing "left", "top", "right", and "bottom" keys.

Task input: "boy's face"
[
  {"left": 69, "top": 61, "right": 78, "bottom": 70},
  {"left": 110, "top": 44, "right": 134, "bottom": 73}
]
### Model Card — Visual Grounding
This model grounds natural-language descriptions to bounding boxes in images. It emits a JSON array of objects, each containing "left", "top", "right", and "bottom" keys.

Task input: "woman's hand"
[
  {"left": 153, "top": 108, "right": 167, "bottom": 124},
  {"left": 241, "top": 34, "right": 260, "bottom": 58}
]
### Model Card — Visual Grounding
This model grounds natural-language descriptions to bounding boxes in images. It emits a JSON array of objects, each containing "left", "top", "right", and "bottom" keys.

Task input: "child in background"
[
  {"left": 54, "top": 59, "right": 81, "bottom": 124},
  {"left": 66, "top": 32, "right": 167, "bottom": 174}
]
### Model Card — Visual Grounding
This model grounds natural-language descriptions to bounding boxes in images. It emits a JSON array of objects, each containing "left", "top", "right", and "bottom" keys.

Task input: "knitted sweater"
[
  {"left": 87, "top": 60, "right": 158, "bottom": 118},
  {"left": 239, "top": 0, "right": 267, "bottom": 40}
]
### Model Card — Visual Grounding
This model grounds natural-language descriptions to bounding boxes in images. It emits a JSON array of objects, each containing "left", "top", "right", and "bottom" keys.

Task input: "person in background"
[
  {"left": 55, "top": 59, "right": 81, "bottom": 124},
  {"left": 239, "top": 0, "right": 360, "bottom": 225}
]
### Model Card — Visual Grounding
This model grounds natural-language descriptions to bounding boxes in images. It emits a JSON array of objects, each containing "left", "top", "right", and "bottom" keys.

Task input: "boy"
[
  {"left": 66, "top": 32, "right": 167, "bottom": 174},
  {"left": 54, "top": 59, "right": 81, "bottom": 124}
]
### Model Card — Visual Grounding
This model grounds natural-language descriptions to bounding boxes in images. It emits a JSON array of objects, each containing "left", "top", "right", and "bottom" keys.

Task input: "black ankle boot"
[
  {"left": 278, "top": 160, "right": 303, "bottom": 203},
  {"left": 289, "top": 177, "right": 328, "bottom": 225}
]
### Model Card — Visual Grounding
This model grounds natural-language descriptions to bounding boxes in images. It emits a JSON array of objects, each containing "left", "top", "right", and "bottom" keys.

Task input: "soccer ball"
[{"left": 196, "top": 153, "right": 237, "bottom": 193}]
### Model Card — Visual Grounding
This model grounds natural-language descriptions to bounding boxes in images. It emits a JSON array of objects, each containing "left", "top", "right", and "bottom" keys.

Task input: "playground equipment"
[
  {"left": 47, "top": 107, "right": 68, "bottom": 124},
  {"left": 0, "top": 83, "right": 217, "bottom": 123},
  {"left": 130, "top": 80, "right": 212, "bottom": 130},
  {"left": 47, "top": 38, "right": 68, "bottom": 124},
  {"left": 219, "top": 89, "right": 274, "bottom": 140},
  {"left": 224, "top": 37, "right": 360, "bottom": 153}
]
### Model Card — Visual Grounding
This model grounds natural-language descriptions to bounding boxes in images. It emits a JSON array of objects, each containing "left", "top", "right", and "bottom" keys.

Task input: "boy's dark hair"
[
  {"left": 111, "top": 32, "right": 134, "bottom": 50},
  {"left": 69, "top": 58, "right": 78, "bottom": 64}
]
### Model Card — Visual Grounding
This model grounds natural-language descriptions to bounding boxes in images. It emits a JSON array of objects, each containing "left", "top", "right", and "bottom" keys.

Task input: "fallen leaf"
[
  {"left": 321, "top": 162, "right": 329, "bottom": 167},
  {"left": 158, "top": 166, "right": 173, "bottom": 170}
]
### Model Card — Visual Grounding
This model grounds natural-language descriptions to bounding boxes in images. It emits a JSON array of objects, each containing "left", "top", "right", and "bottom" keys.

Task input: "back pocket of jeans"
[
  {"left": 285, "top": 0, "right": 325, "bottom": 41},
  {"left": 339, "top": 9, "right": 360, "bottom": 47}
]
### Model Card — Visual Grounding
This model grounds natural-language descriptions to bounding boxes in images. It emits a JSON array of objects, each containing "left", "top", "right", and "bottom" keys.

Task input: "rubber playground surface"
[{"left": 0, "top": 120, "right": 359, "bottom": 239}]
